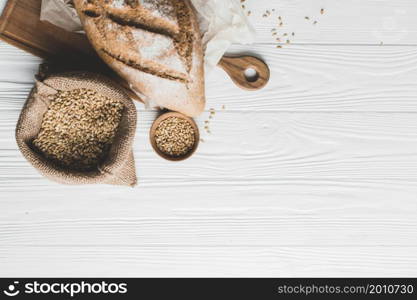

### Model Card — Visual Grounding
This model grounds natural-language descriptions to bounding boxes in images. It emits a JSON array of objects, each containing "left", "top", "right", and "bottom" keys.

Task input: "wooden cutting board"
[
  {"left": 0, "top": 0, "right": 99, "bottom": 60},
  {"left": 0, "top": 0, "right": 147, "bottom": 101},
  {"left": 0, "top": 0, "right": 270, "bottom": 96}
]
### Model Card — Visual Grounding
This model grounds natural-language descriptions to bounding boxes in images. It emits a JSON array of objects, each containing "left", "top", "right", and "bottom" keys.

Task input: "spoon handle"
[{"left": 218, "top": 55, "right": 270, "bottom": 91}]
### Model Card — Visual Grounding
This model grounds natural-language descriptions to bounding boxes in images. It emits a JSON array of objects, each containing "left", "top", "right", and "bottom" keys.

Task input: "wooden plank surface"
[
  {"left": 1, "top": 0, "right": 417, "bottom": 277},
  {"left": 1, "top": 182, "right": 417, "bottom": 246},
  {"left": 2, "top": 246, "right": 417, "bottom": 277},
  {"left": 244, "top": 0, "right": 417, "bottom": 45},
  {"left": 4, "top": 43, "right": 417, "bottom": 112},
  {"left": 2, "top": 110, "right": 417, "bottom": 182},
  {"left": 2, "top": 0, "right": 415, "bottom": 46}
]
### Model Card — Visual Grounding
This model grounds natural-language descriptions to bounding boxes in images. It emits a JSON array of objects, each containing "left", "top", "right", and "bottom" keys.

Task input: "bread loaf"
[{"left": 73, "top": 0, "right": 205, "bottom": 117}]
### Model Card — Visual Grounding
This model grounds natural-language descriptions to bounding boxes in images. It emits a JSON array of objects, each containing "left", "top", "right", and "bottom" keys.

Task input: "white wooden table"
[{"left": 1, "top": 0, "right": 417, "bottom": 277}]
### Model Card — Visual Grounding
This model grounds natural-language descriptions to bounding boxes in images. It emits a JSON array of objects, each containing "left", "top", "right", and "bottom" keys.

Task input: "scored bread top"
[{"left": 74, "top": 0, "right": 206, "bottom": 117}]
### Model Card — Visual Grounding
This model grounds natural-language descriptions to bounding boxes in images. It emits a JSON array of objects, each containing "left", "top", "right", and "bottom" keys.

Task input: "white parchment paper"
[
  {"left": 40, "top": 0, "right": 83, "bottom": 32},
  {"left": 40, "top": 0, "right": 256, "bottom": 74}
]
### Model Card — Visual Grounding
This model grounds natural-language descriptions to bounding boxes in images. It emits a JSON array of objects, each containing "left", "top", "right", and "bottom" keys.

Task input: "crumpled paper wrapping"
[
  {"left": 40, "top": 0, "right": 82, "bottom": 33},
  {"left": 40, "top": 0, "right": 256, "bottom": 74},
  {"left": 190, "top": 0, "right": 256, "bottom": 73}
]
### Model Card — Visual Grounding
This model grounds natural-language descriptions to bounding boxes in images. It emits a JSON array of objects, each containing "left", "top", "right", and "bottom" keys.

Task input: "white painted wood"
[
  {"left": 2, "top": 0, "right": 417, "bottom": 45},
  {"left": 1, "top": 182, "right": 417, "bottom": 247},
  {"left": 2, "top": 111, "right": 417, "bottom": 182},
  {"left": 2, "top": 246, "right": 417, "bottom": 277},
  {"left": 1, "top": 0, "right": 417, "bottom": 277},
  {"left": 4, "top": 43, "right": 417, "bottom": 112},
  {"left": 241, "top": 0, "right": 417, "bottom": 45}
]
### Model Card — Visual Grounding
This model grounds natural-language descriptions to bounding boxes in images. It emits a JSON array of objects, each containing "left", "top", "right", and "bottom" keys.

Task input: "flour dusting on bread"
[{"left": 74, "top": 0, "right": 205, "bottom": 117}]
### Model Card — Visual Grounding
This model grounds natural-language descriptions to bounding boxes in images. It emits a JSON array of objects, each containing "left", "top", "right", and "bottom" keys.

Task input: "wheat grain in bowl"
[
  {"left": 32, "top": 88, "right": 124, "bottom": 171},
  {"left": 150, "top": 112, "right": 200, "bottom": 161},
  {"left": 155, "top": 117, "right": 195, "bottom": 156}
]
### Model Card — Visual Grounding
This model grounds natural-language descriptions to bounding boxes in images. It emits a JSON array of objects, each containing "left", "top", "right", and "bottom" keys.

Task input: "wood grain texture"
[
  {"left": 4, "top": 42, "right": 417, "bottom": 112},
  {"left": 2, "top": 246, "right": 417, "bottom": 277},
  {"left": 2, "top": 0, "right": 417, "bottom": 46},
  {"left": 1, "top": 182, "right": 417, "bottom": 247},
  {"left": 1, "top": 0, "right": 417, "bottom": 277},
  {"left": 243, "top": 0, "right": 417, "bottom": 45},
  {"left": 213, "top": 44, "right": 417, "bottom": 111},
  {"left": 2, "top": 110, "right": 417, "bottom": 182},
  {"left": 0, "top": 0, "right": 94, "bottom": 59}
]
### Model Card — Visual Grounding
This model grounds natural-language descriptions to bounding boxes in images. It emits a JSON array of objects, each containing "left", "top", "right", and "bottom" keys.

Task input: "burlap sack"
[{"left": 16, "top": 72, "right": 138, "bottom": 186}]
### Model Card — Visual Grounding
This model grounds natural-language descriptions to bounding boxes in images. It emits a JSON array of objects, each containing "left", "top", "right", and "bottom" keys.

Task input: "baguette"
[{"left": 74, "top": 0, "right": 205, "bottom": 117}]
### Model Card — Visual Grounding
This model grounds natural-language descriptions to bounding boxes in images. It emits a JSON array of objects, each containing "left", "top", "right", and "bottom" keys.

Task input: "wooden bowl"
[{"left": 150, "top": 112, "right": 200, "bottom": 161}]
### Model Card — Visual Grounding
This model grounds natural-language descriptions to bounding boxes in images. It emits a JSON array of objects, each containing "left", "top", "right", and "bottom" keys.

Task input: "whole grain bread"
[{"left": 73, "top": 0, "right": 205, "bottom": 117}]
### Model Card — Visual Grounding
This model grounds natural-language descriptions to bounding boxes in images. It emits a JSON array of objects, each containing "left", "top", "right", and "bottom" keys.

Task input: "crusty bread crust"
[{"left": 74, "top": 0, "right": 205, "bottom": 117}]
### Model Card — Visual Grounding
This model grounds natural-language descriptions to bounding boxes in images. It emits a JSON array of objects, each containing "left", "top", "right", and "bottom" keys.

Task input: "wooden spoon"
[{"left": 218, "top": 55, "right": 270, "bottom": 91}]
